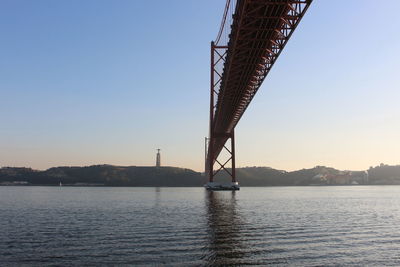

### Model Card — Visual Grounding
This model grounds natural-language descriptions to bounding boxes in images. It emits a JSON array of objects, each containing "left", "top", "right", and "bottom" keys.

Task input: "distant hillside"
[
  {"left": 0, "top": 165, "right": 204, "bottom": 186},
  {"left": 1, "top": 164, "right": 400, "bottom": 186},
  {"left": 218, "top": 166, "right": 342, "bottom": 186},
  {"left": 368, "top": 164, "right": 400, "bottom": 185}
]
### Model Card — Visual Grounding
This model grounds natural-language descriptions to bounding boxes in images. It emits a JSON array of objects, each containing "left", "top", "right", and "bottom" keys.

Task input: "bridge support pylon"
[
  {"left": 205, "top": 42, "right": 239, "bottom": 191},
  {"left": 207, "top": 131, "right": 236, "bottom": 184},
  {"left": 205, "top": 131, "right": 238, "bottom": 190}
]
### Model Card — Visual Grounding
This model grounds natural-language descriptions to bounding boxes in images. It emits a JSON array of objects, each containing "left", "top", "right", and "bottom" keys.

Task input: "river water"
[{"left": 1, "top": 186, "right": 400, "bottom": 266}]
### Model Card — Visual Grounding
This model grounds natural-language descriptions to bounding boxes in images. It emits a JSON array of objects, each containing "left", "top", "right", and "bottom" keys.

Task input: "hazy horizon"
[{"left": 1, "top": 0, "right": 399, "bottom": 172}]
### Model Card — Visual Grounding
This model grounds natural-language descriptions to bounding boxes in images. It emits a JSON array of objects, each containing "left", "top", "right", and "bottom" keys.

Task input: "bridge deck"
[{"left": 209, "top": 0, "right": 312, "bottom": 161}]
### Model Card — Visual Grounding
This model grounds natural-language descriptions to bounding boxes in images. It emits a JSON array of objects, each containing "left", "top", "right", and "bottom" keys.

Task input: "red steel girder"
[{"left": 208, "top": 0, "right": 312, "bottom": 161}]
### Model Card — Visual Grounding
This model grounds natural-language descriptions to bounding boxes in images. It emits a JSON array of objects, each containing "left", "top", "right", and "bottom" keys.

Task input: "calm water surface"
[{"left": 1, "top": 186, "right": 400, "bottom": 266}]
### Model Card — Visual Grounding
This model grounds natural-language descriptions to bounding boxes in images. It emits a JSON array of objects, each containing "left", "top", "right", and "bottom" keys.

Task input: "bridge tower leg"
[
  {"left": 207, "top": 131, "right": 237, "bottom": 184},
  {"left": 206, "top": 42, "right": 238, "bottom": 189},
  {"left": 231, "top": 130, "right": 236, "bottom": 183}
]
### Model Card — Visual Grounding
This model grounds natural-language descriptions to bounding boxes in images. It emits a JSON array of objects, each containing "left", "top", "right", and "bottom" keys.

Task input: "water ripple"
[{"left": 1, "top": 186, "right": 400, "bottom": 266}]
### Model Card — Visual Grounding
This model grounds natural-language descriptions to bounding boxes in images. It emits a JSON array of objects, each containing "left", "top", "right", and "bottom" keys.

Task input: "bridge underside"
[{"left": 207, "top": 0, "right": 312, "bottom": 183}]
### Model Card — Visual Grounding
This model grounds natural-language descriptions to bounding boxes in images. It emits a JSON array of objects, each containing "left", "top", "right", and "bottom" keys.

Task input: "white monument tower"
[{"left": 156, "top": 149, "right": 161, "bottom": 167}]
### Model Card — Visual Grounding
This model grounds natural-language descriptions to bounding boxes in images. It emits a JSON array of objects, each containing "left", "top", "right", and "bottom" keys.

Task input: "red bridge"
[{"left": 205, "top": 0, "right": 312, "bottom": 188}]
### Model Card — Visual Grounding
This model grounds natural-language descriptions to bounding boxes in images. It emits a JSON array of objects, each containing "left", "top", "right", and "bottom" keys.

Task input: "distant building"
[
  {"left": 156, "top": 149, "right": 161, "bottom": 167},
  {"left": 349, "top": 171, "right": 369, "bottom": 184},
  {"left": 314, "top": 171, "right": 369, "bottom": 185},
  {"left": 326, "top": 173, "right": 351, "bottom": 185}
]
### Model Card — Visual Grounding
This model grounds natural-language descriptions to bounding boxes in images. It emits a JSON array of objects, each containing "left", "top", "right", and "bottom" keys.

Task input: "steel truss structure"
[
  {"left": 207, "top": 43, "right": 237, "bottom": 182},
  {"left": 207, "top": 0, "right": 312, "bottom": 184}
]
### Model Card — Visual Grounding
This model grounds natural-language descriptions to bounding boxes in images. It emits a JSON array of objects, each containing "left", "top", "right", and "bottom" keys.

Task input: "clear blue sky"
[{"left": 1, "top": 0, "right": 399, "bottom": 171}]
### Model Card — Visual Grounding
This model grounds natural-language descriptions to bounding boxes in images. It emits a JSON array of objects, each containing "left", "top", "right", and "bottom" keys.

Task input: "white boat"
[{"left": 204, "top": 181, "right": 240, "bottom": 191}]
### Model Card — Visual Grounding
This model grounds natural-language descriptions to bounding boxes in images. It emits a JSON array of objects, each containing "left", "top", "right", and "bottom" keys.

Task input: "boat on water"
[{"left": 204, "top": 182, "right": 240, "bottom": 191}]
